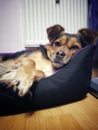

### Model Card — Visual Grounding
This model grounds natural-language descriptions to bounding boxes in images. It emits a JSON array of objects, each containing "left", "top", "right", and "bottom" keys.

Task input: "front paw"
[
  {"left": 18, "top": 89, "right": 32, "bottom": 98},
  {"left": 0, "top": 78, "right": 20, "bottom": 92},
  {"left": 17, "top": 79, "right": 34, "bottom": 97},
  {"left": 18, "top": 89, "right": 25, "bottom": 97},
  {"left": 0, "top": 71, "right": 19, "bottom": 89}
]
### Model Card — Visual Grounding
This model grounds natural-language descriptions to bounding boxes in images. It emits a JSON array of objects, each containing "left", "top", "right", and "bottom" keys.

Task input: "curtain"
[{"left": 88, "top": 0, "right": 98, "bottom": 67}]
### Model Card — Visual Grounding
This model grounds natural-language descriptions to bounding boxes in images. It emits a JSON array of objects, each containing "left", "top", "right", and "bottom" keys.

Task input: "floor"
[
  {"left": 0, "top": 94, "right": 98, "bottom": 130},
  {"left": 0, "top": 69, "right": 98, "bottom": 130}
]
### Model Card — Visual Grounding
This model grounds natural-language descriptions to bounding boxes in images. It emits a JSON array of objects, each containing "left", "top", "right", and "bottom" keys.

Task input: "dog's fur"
[{"left": 0, "top": 24, "right": 98, "bottom": 97}]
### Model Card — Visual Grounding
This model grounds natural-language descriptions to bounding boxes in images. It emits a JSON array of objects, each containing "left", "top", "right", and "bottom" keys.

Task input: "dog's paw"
[
  {"left": 18, "top": 90, "right": 32, "bottom": 98},
  {"left": 0, "top": 70, "right": 18, "bottom": 87},
  {"left": 18, "top": 89, "right": 24, "bottom": 97},
  {"left": 17, "top": 77, "right": 34, "bottom": 97},
  {"left": 18, "top": 86, "right": 30, "bottom": 97}
]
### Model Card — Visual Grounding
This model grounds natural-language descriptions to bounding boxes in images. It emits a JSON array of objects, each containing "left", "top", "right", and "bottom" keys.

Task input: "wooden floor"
[
  {"left": 0, "top": 94, "right": 98, "bottom": 130},
  {"left": 0, "top": 69, "right": 98, "bottom": 130}
]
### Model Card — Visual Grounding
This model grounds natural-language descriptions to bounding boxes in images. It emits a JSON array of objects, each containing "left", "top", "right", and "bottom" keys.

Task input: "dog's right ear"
[
  {"left": 47, "top": 24, "right": 65, "bottom": 43},
  {"left": 78, "top": 28, "right": 98, "bottom": 46}
]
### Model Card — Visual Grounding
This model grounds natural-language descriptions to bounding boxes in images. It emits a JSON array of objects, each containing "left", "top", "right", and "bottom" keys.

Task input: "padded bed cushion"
[{"left": 0, "top": 45, "right": 96, "bottom": 116}]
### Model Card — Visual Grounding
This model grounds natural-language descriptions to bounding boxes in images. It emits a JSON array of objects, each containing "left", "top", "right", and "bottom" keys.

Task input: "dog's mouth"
[
  {"left": 53, "top": 58, "right": 65, "bottom": 64},
  {"left": 51, "top": 55, "right": 71, "bottom": 68},
  {"left": 52, "top": 61, "right": 64, "bottom": 68}
]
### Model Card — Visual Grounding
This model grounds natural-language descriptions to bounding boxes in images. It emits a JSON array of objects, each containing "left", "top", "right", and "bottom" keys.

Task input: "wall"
[
  {"left": 0, "top": 0, "right": 24, "bottom": 53},
  {"left": 22, "top": 0, "right": 88, "bottom": 47},
  {"left": 0, "top": 0, "right": 88, "bottom": 52}
]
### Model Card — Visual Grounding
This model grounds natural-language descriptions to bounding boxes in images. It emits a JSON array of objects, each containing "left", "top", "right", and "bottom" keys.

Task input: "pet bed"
[{"left": 0, "top": 45, "right": 96, "bottom": 116}]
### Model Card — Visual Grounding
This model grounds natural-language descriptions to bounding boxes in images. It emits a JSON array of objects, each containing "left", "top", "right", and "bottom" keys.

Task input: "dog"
[{"left": 0, "top": 24, "right": 98, "bottom": 97}]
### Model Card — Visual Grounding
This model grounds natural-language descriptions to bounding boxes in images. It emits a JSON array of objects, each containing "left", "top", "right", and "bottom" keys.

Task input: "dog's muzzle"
[{"left": 53, "top": 50, "right": 66, "bottom": 65}]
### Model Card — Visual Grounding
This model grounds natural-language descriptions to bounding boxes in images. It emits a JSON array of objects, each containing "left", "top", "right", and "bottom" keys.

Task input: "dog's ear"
[
  {"left": 47, "top": 24, "right": 65, "bottom": 43},
  {"left": 78, "top": 28, "right": 98, "bottom": 46}
]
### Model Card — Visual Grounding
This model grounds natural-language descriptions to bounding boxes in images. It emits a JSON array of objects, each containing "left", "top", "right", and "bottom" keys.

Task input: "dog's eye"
[
  {"left": 53, "top": 42, "right": 61, "bottom": 47},
  {"left": 69, "top": 45, "right": 79, "bottom": 50}
]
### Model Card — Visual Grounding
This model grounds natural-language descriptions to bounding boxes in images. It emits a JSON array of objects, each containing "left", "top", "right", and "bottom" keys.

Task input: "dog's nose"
[{"left": 56, "top": 51, "right": 65, "bottom": 58}]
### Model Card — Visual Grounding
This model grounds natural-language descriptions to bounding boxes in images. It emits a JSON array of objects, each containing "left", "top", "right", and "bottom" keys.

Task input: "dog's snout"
[{"left": 56, "top": 51, "right": 65, "bottom": 58}]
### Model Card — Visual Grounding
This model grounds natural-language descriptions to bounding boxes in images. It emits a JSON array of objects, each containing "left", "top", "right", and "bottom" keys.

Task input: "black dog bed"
[{"left": 0, "top": 45, "right": 96, "bottom": 116}]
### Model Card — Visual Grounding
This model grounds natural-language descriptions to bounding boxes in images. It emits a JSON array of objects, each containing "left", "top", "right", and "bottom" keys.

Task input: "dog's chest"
[{"left": 29, "top": 51, "right": 55, "bottom": 77}]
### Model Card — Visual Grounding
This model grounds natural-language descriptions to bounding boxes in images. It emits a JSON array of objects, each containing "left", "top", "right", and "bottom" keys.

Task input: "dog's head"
[{"left": 43, "top": 24, "right": 98, "bottom": 68}]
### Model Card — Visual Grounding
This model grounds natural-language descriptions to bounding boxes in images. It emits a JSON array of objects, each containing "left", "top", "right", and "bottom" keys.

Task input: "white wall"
[
  {"left": 0, "top": 0, "right": 24, "bottom": 53},
  {"left": 0, "top": 0, "right": 88, "bottom": 52},
  {"left": 22, "top": 0, "right": 88, "bottom": 47}
]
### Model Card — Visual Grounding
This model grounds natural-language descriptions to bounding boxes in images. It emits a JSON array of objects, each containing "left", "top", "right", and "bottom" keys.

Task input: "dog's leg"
[
  {"left": 17, "top": 74, "right": 35, "bottom": 97},
  {"left": 0, "top": 59, "right": 46, "bottom": 97},
  {"left": 17, "top": 70, "right": 45, "bottom": 97},
  {"left": 34, "top": 70, "right": 46, "bottom": 80}
]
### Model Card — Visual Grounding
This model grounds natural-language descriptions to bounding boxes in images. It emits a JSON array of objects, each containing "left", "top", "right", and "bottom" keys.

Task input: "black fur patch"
[
  {"left": 1, "top": 50, "right": 33, "bottom": 61},
  {"left": 40, "top": 45, "right": 49, "bottom": 59}
]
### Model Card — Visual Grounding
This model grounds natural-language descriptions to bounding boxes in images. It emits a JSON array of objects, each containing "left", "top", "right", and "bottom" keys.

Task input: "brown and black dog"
[
  {"left": 0, "top": 24, "right": 98, "bottom": 97},
  {"left": 46, "top": 24, "right": 98, "bottom": 67}
]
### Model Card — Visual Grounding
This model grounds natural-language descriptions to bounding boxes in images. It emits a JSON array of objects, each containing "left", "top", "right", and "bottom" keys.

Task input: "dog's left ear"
[
  {"left": 78, "top": 28, "right": 98, "bottom": 46},
  {"left": 47, "top": 24, "right": 65, "bottom": 43}
]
